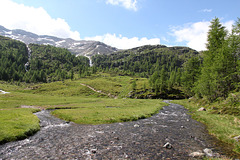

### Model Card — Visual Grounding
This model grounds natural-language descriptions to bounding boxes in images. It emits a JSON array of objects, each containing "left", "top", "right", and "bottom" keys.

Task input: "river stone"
[
  {"left": 134, "top": 124, "right": 140, "bottom": 127},
  {"left": 198, "top": 107, "right": 206, "bottom": 111},
  {"left": 203, "top": 148, "right": 213, "bottom": 157},
  {"left": 163, "top": 142, "right": 172, "bottom": 149},
  {"left": 91, "top": 149, "right": 97, "bottom": 154},
  {"left": 189, "top": 151, "right": 205, "bottom": 158}
]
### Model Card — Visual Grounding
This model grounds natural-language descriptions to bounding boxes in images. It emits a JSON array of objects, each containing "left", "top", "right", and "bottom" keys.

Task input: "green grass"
[
  {"left": 78, "top": 73, "right": 132, "bottom": 97},
  {"left": 22, "top": 80, "right": 107, "bottom": 98},
  {"left": 76, "top": 73, "right": 151, "bottom": 98},
  {"left": 51, "top": 98, "right": 165, "bottom": 124},
  {"left": 0, "top": 108, "right": 40, "bottom": 144},
  {"left": 0, "top": 74, "right": 165, "bottom": 144},
  {"left": 173, "top": 99, "right": 240, "bottom": 154}
]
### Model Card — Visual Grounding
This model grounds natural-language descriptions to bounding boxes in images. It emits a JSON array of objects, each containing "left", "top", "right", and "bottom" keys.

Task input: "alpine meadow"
[{"left": 0, "top": 14, "right": 240, "bottom": 159}]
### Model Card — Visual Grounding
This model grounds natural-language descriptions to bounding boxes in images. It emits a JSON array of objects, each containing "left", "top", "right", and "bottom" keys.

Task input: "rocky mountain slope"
[{"left": 0, "top": 25, "right": 117, "bottom": 56}]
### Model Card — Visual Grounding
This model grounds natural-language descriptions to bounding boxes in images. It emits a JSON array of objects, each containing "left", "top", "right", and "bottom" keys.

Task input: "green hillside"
[
  {"left": 27, "top": 44, "right": 90, "bottom": 82},
  {"left": 92, "top": 45, "right": 199, "bottom": 77},
  {"left": 0, "top": 36, "right": 28, "bottom": 81},
  {"left": 0, "top": 36, "right": 90, "bottom": 83}
]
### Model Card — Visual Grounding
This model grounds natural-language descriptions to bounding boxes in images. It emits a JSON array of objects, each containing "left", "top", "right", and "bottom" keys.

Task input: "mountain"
[
  {"left": 0, "top": 25, "right": 118, "bottom": 56},
  {"left": 0, "top": 35, "right": 91, "bottom": 83},
  {"left": 92, "top": 44, "right": 199, "bottom": 76}
]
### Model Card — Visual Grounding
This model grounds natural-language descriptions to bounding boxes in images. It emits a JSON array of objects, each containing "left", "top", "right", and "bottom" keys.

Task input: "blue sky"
[{"left": 0, "top": 0, "right": 239, "bottom": 50}]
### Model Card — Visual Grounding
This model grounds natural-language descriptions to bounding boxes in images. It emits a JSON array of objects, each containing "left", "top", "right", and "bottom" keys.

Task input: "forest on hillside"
[
  {"left": 0, "top": 17, "right": 239, "bottom": 102},
  {"left": 92, "top": 18, "right": 240, "bottom": 101},
  {"left": 92, "top": 44, "right": 200, "bottom": 98},
  {"left": 0, "top": 36, "right": 90, "bottom": 83}
]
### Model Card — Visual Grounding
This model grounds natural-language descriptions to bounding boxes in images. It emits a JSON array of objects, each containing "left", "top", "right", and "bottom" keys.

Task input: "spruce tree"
[
  {"left": 229, "top": 18, "right": 240, "bottom": 89},
  {"left": 196, "top": 17, "right": 236, "bottom": 101},
  {"left": 181, "top": 56, "right": 201, "bottom": 97}
]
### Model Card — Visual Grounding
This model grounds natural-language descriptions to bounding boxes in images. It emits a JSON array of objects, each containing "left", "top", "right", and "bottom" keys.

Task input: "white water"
[
  {"left": 0, "top": 89, "right": 9, "bottom": 94},
  {"left": 24, "top": 45, "right": 31, "bottom": 72},
  {"left": 84, "top": 54, "right": 93, "bottom": 66}
]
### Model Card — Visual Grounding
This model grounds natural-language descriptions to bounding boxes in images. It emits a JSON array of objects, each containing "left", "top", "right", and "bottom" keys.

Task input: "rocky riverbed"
[{"left": 0, "top": 101, "right": 239, "bottom": 159}]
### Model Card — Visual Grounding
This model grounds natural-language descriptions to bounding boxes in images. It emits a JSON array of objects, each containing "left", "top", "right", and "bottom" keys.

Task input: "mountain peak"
[{"left": 0, "top": 25, "right": 118, "bottom": 56}]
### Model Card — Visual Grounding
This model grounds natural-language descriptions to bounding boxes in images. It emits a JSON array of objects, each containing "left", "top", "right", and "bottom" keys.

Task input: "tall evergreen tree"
[
  {"left": 196, "top": 18, "right": 236, "bottom": 101},
  {"left": 181, "top": 56, "right": 201, "bottom": 97},
  {"left": 229, "top": 18, "right": 240, "bottom": 89}
]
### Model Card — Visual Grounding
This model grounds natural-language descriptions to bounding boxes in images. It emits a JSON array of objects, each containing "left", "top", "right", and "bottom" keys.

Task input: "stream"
[
  {"left": 0, "top": 102, "right": 239, "bottom": 159},
  {"left": 24, "top": 45, "right": 31, "bottom": 72},
  {"left": 84, "top": 54, "right": 93, "bottom": 67},
  {"left": 0, "top": 90, "right": 9, "bottom": 94}
]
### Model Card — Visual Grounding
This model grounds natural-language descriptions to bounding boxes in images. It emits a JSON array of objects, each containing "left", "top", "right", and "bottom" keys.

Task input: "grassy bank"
[
  {"left": 0, "top": 76, "right": 165, "bottom": 143},
  {"left": 0, "top": 108, "right": 40, "bottom": 144},
  {"left": 51, "top": 98, "right": 165, "bottom": 124},
  {"left": 173, "top": 99, "right": 240, "bottom": 154}
]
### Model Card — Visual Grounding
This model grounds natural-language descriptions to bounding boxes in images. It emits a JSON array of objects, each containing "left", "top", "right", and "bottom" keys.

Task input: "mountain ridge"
[{"left": 0, "top": 25, "right": 118, "bottom": 57}]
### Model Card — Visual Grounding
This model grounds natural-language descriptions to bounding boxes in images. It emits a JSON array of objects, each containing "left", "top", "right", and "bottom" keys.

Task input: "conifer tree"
[
  {"left": 196, "top": 17, "right": 235, "bottom": 101},
  {"left": 181, "top": 56, "right": 201, "bottom": 97},
  {"left": 132, "top": 79, "right": 137, "bottom": 91},
  {"left": 229, "top": 18, "right": 240, "bottom": 88}
]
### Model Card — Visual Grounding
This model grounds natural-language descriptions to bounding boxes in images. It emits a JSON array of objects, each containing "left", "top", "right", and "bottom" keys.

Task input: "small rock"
[
  {"left": 114, "top": 137, "right": 119, "bottom": 140},
  {"left": 163, "top": 142, "right": 172, "bottom": 149},
  {"left": 91, "top": 149, "right": 97, "bottom": 154},
  {"left": 198, "top": 107, "right": 206, "bottom": 111},
  {"left": 189, "top": 151, "right": 205, "bottom": 158},
  {"left": 203, "top": 148, "right": 213, "bottom": 157},
  {"left": 134, "top": 124, "right": 140, "bottom": 127},
  {"left": 234, "top": 135, "right": 240, "bottom": 142},
  {"left": 213, "top": 152, "right": 221, "bottom": 158}
]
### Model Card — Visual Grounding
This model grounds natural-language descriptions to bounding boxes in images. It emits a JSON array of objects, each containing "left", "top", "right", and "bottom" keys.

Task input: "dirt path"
[
  {"left": 0, "top": 102, "right": 238, "bottom": 159},
  {"left": 80, "top": 83, "right": 117, "bottom": 98}
]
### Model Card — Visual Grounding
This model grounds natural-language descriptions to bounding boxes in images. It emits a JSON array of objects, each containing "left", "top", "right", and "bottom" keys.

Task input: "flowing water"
[
  {"left": 24, "top": 45, "right": 31, "bottom": 72},
  {"left": 0, "top": 102, "right": 239, "bottom": 159},
  {"left": 84, "top": 54, "right": 93, "bottom": 66},
  {"left": 0, "top": 90, "right": 9, "bottom": 94}
]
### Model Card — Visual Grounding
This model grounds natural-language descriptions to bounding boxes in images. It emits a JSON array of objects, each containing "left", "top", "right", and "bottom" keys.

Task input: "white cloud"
[
  {"left": 161, "top": 36, "right": 169, "bottom": 43},
  {"left": 85, "top": 33, "right": 160, "bottom": 49},
  {"left": 223, "top": 20, "right": 234, "bottom": 33},
  {"left": 171, "top": 20, "right": 234, "bottom": 51},
  {"left": 200, "top": 9, "right": 212, "bottom": 13},
  {"left": 106, "top": 0, "right": 138, "bottom": 11},
  {"left": 0, "top": 0, "right": 80, "bottom": 40}
]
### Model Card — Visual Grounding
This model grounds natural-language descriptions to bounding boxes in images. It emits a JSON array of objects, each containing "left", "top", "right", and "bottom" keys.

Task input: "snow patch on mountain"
[{"left": 0, "top": 25, "right": 118, "bottom": 57}]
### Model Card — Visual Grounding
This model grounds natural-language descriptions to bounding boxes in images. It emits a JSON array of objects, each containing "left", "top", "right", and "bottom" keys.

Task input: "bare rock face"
[{"left": 0, "top": 25, "right": 118, "bottom": 57}]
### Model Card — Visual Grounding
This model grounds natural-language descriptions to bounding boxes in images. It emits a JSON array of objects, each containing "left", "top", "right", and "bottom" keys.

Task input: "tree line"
[
  {"left": 0, "top": 36, "right": 91, "bottom": 83},
  {"left": 0, "top": 36, "right": 28, "bottom": 81},
  {"left": 182, "top": 17, "right": 240, "bottom": 102},
  {"left": 92, "top": 17, "right": 240, "bottom": 101},
  {"left": 92, "top": 44, "right": 199, "bottom": 97},
  {"left": 1, "top": 17, "right": 239, "bottom": 102}
]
